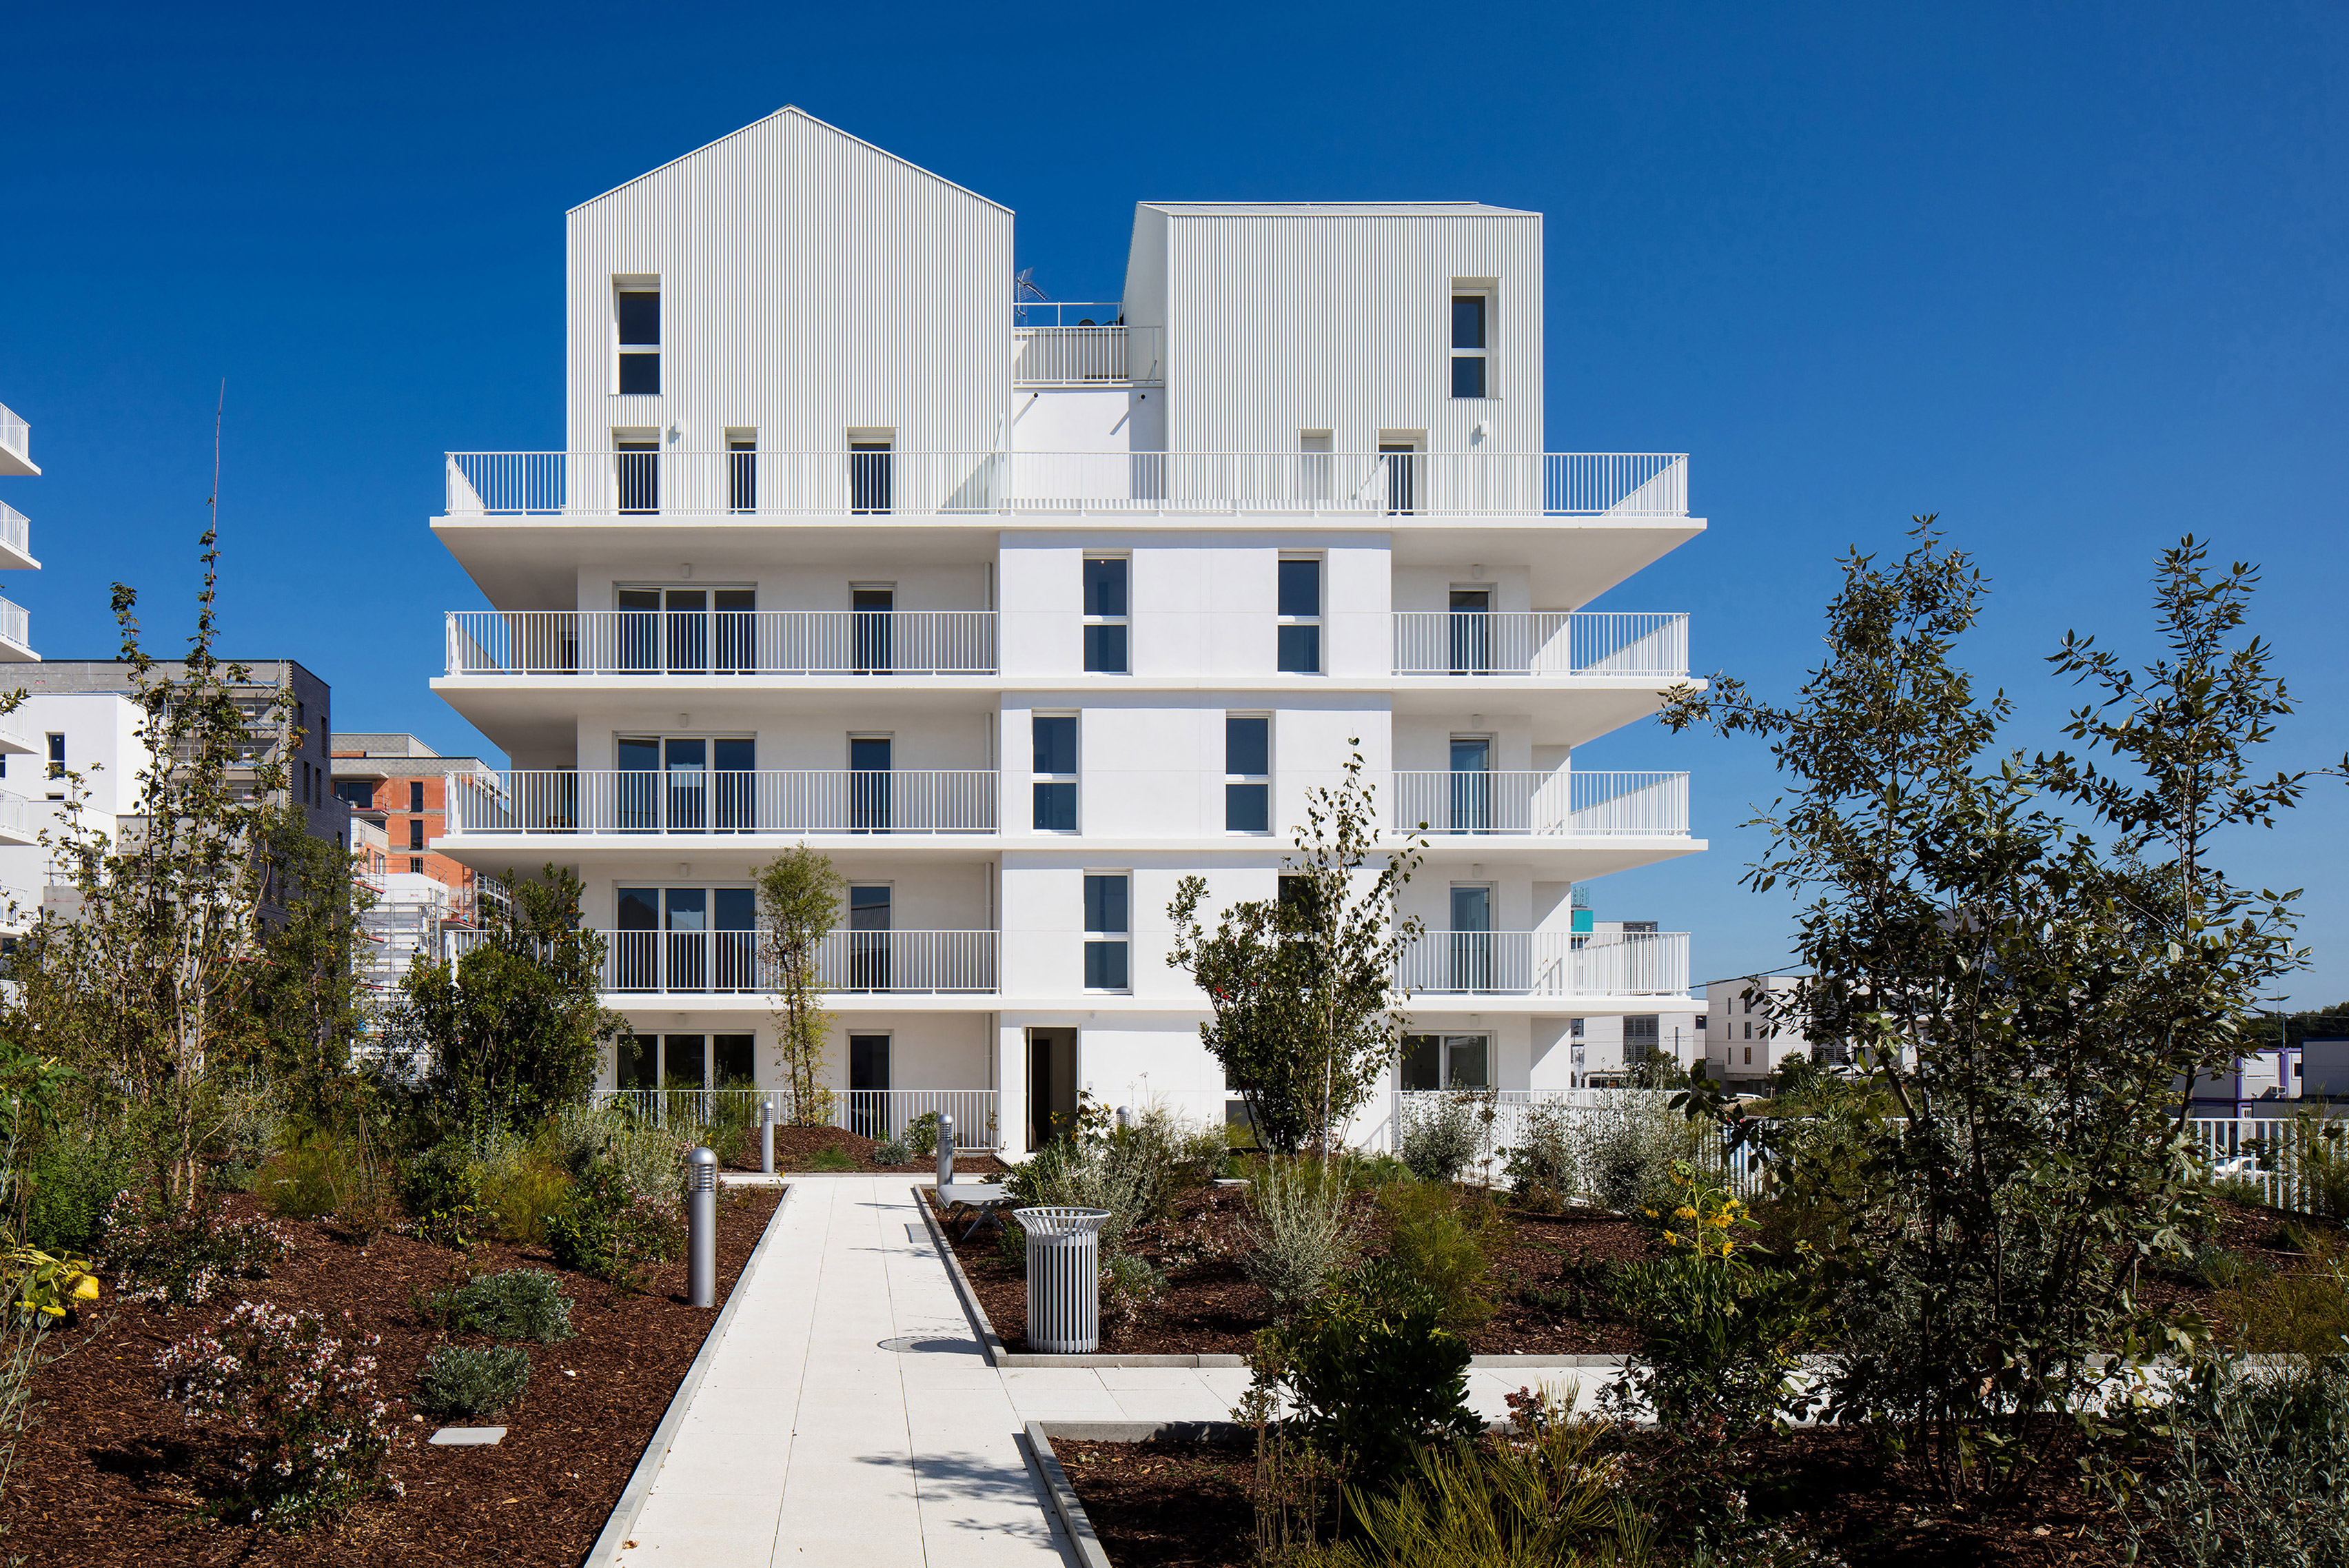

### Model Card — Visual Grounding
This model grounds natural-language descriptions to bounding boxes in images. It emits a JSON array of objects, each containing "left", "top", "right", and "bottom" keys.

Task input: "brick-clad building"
[{"left": 329, "top": 733, "right": 494, "bottom": 898}]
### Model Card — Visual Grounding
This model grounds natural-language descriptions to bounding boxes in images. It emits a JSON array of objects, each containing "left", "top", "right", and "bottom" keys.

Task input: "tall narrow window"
[
  {"left": 617, "top": 287, "right": 660, "bottom": 395},
  {"left": 1451, "top": 292, "right": 1489, "bottom": 398},
  {"left": 408, "top": 818, "right": 425, "bottom": 851},
  {"left": 1277, "top": 558, "right": 1322, "bottom": 674},
  {"left": 44, "top": 733, "right": 63, "bottom": 778},
  {"left": 1033, "top": 714, "right": 1077, "bottom": 831},
  {"left": 1225, "top": 715, "right": 1270, "bottom": 833},
  {"left": 1083, "top": 556, "right": 1129, "bottom": 673},
  {"left": 1381, "top": 441, "right": 1420, "bottom": 514},
  {"left": 850, "top": 438, "right": 893, "bottom": 514},
  {"left": 616, "top": 435, "right": 659, "bottom": 514},
  {"left": 409, "top": 780, "right": 425, "bottom": 813},
  {"left": 1084, "top": 873, "right": 1130, "bottom": 990},
  {"left": 727, "top": 431, "right": 757, "bottom": 513}
]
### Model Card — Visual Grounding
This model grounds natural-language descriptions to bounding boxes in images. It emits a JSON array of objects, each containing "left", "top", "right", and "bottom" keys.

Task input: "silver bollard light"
[
  {"left": 687, "top": 1146, "right": 718, "bottom": 1308},
  {"left": 1117, "top": 1105, "right": 1131, "bottom": 1134},
  {"left": 935, "top": 1112, "right": 955, "bottom": 1190},
  {"left": 760, "top": 1094, "right": 776, "bottom": 1177}
]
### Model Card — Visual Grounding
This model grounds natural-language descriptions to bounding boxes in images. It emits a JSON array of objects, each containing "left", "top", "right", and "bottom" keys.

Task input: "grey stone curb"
[
  {"left": 918, "top": 1185, "right": 1639, "bottom": 1372},
  {"left": 582, "top": 1183, "right": 795, "bottom": 1568},
  {"left": 1026, "top": 1421, "right": 1250, "bottom": 1568}
]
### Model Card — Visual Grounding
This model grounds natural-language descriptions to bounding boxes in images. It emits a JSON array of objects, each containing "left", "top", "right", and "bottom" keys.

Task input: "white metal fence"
[
  {"left": 443, "top": 450, "right": 1689, "bottom": 519},
  {"left": 444, "top": 768, "right": 999, "bottom": 836},
  {"left": 1012, "top": 326, "right": 1156, "bottom": 385},
  {"left": 445, "top": 609, "right": 997, "bottom": 676},
  {"left": 0, "top": 502, "right": 27, "bottom": 561},
  {"left": 1392, "top": 611, "right": 1687, "bottom": 678},
  {"left": 1391, "top": 771, "right": 1688, "bottom": 836},
  {"left": 589, "top": 1086, "right": 1000, "bottom": 1148},
  {"left": 0, "top": 595, "right": 29, "bottom": 651},
  {"left": 1394, "top": 930, "right": 1689, "bottom": 997}
]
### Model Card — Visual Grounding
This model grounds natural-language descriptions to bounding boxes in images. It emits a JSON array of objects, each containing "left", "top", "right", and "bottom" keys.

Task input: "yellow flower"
[
  {"left": 1662, "top": 1230, "right": 1682, "bottom": 1248},
  {"left": 1674, "top": 1206, "right": 1699, "bottom": 1223}
]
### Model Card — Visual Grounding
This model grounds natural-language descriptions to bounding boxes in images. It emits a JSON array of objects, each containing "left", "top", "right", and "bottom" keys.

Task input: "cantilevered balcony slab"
[
  {"left": 0, "top": 405, "right": 36, "bottom": 478},
  {"left": 0, "top": 597, "right": 34, "bottom": 663},
  {"left": 0, "top": 503, "right": 38, "bottom": 573}
]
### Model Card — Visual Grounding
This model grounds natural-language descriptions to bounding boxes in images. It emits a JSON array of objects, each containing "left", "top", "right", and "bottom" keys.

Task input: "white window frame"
[
  {"left": 1083, "top": 870, "right": 1131, "bottom": 992},
  {"left": 1450, "top": 280, "right": 1495, "bottom": 400},
  {"left": 613, "top": 275, "right": 661, "bottom": 396},
  {"left": 1082, "top": 553, "right": 1130, "bottom": 674},
  {"left": 1223, "top": 711, "right": 1271, "bottom": 834},
  {"left": 1276, "top": 553, "right": 1324, "bottom": 675},
  {"left": 1032, "top": 711, "right": 1079, "bottom": 833}
]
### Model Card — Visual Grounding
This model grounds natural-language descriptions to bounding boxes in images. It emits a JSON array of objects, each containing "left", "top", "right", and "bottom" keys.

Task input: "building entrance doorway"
[{"left": 1026, "top": 1027, "right": 1077, "bottom": 1150}]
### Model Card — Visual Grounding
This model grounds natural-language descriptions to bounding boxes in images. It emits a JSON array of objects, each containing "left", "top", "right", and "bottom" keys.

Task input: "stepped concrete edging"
[
  {"left": 582, "top": 1184, "right": 795, "bottom": 1568},
  {"left": 918, "top": 1185, "right": 1634, "bottom": 1372},
  {"left": 1027, "top": 1421, "right": 1250, "bottom": 1568}
]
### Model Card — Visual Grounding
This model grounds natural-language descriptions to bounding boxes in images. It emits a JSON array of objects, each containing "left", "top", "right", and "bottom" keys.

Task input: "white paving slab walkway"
[{"left": 617, "top": 1177, "right": 1580, "bottom": 1566}]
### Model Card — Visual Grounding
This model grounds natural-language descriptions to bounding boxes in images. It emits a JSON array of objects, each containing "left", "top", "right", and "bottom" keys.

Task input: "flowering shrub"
[
  {"left": 101, "top": 1192, "right": 294, "bottom": 1306},
  {"left": 157, "top": 1301, "right": 402, "bottom": 1525}
]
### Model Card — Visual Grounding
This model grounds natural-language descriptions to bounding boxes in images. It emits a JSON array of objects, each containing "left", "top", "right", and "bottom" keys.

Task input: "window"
[
  {"left": 617, "top": 287, "right": 660, "bottom": 395},
  {"left": 45, "top": 733, "right": 63, "bottom": 778},
  {"left": 408, "top": 818, "right": 425, "bottom": 851},
  {"left": 613, "top": 884, "right": 758, "bottom": 991},
  {"left": 616, "top": 431, "right": 659, "bottom": 513},
  {"left": 1277, "top": 557, "right": 1322, "bottom": 673},
  {"left": 1084, "top": 873, "right": 1130, "bottom": 990},
  {"left": 728, "top": 430, "right": 757, "bottom": 513},
  {"left": 1033, "top": 714, "right": 1077, "bottom": 831},
  {"left": 408, "top": 857, "right": 424, "bottom": 874},
  {"left": 1625, "top": 1015, "right": 1660, "bottom": 1063},
  {"left": 1083, "top": 556, "right": 1129, "bottom": 673},
  {"left": 409, "top": 780, "right": 425, "bottom": 813},
  {"left": 849, "top": 434, "right": 893, "bottom": 514},
  {"left": 1401, "top": 1033, "right": 1491, "bottom": 1090},
  {"left": 1224, "top": 715, "right": 1270, "bottom": 832},
  {"left": 618, "top": 584, "right": 758, "bottom": 673},
  {"left": 334, "top": 779, "right": 372, "bottom": 808},
  {"left": 1745, "top": 1046, "right": 1753, "bottom": 1065},
  {"left": 1451, "top": 291, "right": 1489, "bottom": 398}
]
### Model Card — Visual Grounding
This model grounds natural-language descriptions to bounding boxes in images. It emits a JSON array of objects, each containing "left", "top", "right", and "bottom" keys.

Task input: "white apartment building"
[
  {"left": 428, "top": 108, "right": 1707, "bottom": 1151},
  {"left": 1704, "top": 973, "right": 1814, "bottom": 1090},
  {"left": 0, "top": 399, "right": 53, "bottom": 883}
]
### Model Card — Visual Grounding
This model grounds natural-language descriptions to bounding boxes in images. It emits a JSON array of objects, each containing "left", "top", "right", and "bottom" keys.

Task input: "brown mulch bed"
[
  {"left": 2, "top": 1186, "right": 780, "bottom": 1565},
  {"left": 1055, "top": 1427, "right": 2150, "bottom": 1568},
  {"left": 725, "top": 1123, "right": 1006, "bottom": 1176},
  {"left": 932, "top": 1184, "right": 1658, "bottom": 1356}
]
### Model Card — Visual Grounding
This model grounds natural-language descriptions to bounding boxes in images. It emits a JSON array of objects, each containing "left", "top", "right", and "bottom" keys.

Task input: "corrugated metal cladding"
[
  {"left": 1144, "top": 205, "right": 1543, "bottom": 458},
  {"left": 566, "top": 108, "right": 1013, "bottom": 458}
]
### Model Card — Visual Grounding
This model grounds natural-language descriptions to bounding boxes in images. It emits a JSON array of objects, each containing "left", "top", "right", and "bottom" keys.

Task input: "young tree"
[
  {"left": 244, "top": 804, "right": 373, "bottom": 1116},
  {"left": 23, "top": 529, "right": 286, "bottom": 1212},
  {"left": 388, "top": 866, "right": 625, "bottom": 1130},
  {"left": 1169, "top": 747, "right": 1425, "bottom": 1155},
  {"left": 755, "top": 845, "right": 843, "bottom": 1123},
  {"left": 1660, "top": 521, "right": 2304, "bottom": 1498}
]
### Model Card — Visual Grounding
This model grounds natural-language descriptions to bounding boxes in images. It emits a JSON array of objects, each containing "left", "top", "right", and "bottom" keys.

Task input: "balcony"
[
  {"left": 445, "top": 609, "right": 996, "bottom": 676},
  {"left": 444, "top": 769, "right": 999, "bottom": 837},
  {"left": 1392, "top": 612, "right": 1685, "bottom": 678},
  {"left": 1395, "top": 930, "right": 1689, "bottom": 998},
  {"left": 0, "top": 404, "right": 33, "bottom": 478},
  {"left": 1013, "top": 326, "right": 1164, "bottom": 386},
  {"left": 0, "top": 595, "right": 32, "bottom": 663},
  {"left": 0, "top": 791, "right": 41, "bottom": 848},
  {"left": 442, "top": 450, "right": 1688, "bottom": 520},
  {"left": 0, "top": 502, "right": 34, "bottom": 571},
  {"left": 591, "top": 1087, "right": 1001, "bottom": 1147},
  {"left": 1391, "top": 771, "right": 1688, "bottom": 837},
  {"left": 447, "top": 927, "right": 999, "bottom": 994}
]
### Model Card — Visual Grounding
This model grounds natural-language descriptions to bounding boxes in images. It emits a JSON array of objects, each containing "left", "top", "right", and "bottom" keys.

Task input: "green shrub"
[
  {"left": 1501, "top": 1099, "right": 1577, "bottom": 1198},
  {"left": 416, "top": 1343, "right": 532, "bottom": 1421},
  {"left": 101, "top": 1192, "right": 294, "bottom": 1307},
  {"left": 1398, "top": 1095, "right": 1484, "bottom": 1184},
  {"left": 905, "top": 1111, "right": 942, "bottom": 1159},
  {"left": 1376, "top": 1182, "right": 1500, "bottom": 1333},
  {"left": 2102, "top": 1358, "right": 2349, "bottom": 1565},
  {"left": 1101, "top": 1252, "right": 1167, "bottom": 1336},
  {"left": 475, "top": 1134, "right": 573, "bottom": 1245},
  {"left": 440, "top": 1268, "right": 575, "bottom": 1343},
  {"left": 874, "top": 1138, "right": 912, "bottom": 1165},
  {"left": 258, "top": 1130, "right": 347, "bottom": 1221},
  {"left": 809, "top": 1143, "right": 855, "bottom": 1172},
  {"left": 2214, "top": 1239, "right": 2349, "bottom": 1360},
  {"left": 547, "top": 1160, "right": 684, "bottom": 1292},
  {"left": 1252, "top": 1259, "right": 1478, "bottom": 1489},
  {"left": 19, "top": 1120, "right": 133, "bottom": 1257},
  {"left": 1239, "top": 1158, "right": 1362, "bottom": 1316},
  {"left": 1576, "top": 1092, "right": 1693, "bottom": 1214},
  {"left": 400, "top": 1141, "right": 487, "bottom": 1249},
  {"left": 994, "top": 1216, "right": 1028, "bottom": 1274}
]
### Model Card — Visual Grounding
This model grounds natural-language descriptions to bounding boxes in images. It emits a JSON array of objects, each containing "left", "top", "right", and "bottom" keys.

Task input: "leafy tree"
[
  {"left": 755, "top": 845, "right": 842, "bottom": 1123},
  {"left": 14, "top": 529, "right": 285, "bottom": 1211},
  {"left": 243, "top": 804, "right": 372, "bottom": 1115},
  {"left": 1169, "top": 747, "right": 1424, "bottom": 1154},
  {"left": 1661, "top": 522, "right": 2304, "bottom": 1498},
  {"left": 387, "top": 865, "right": 625, "bottom": 1130}
]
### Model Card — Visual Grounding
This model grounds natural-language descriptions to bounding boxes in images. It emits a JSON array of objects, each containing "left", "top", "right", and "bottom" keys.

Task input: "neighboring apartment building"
[
  {"left": 331, "top": 733, "right": 494, "bottom": 893},
  {"left": 0, "top": 398, "right": 49, "bottom": 886},
  {"left": 1704, "top": 973, "right": 1816, "bottom": 1091},
  {"left": 426, "top": 108, "right": 1707, "bottom": 1150}
]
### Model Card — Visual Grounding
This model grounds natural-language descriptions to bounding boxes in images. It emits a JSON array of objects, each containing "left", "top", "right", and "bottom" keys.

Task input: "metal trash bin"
[{"left": 1015, "top": 1206, "right": 1110, "bottom": 1354}]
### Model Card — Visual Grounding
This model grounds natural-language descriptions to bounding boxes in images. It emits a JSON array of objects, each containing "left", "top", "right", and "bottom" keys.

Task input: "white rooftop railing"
[
  {"left": 443, "top": 450, "right": 1688, "bottom": 519},
  {"left": 1391, "top": 771, "right": 1689, "bottom": 836},
  {"left": 1392, "top": 611, "right": 1687, "bottom": 677}
]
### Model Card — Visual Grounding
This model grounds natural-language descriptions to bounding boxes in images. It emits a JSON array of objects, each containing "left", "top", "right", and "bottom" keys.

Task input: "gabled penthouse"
[{"left": 429, "top": 107, "right": 1705, "bottom": 1150}]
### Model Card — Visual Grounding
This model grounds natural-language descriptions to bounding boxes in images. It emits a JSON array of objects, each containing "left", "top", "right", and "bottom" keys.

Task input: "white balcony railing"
[
  {"left": 0, "top": 791, "right": 40, "bottom": 846},
  {"left": 1394, "top": 930, "right": 1689, "bottom": 997},
  {"left": 447, "top": 927, "right": 999, "bottom": 994},
  {"left": 1013, "top": 326, "right": 1157, "bottom": 385},
  {"left": 589, "top": 1087, "right": 1001, "bottom": 1148},
  {"left": 445, "top": 769, "right": 999, "bottom": 837},
  {"left": 445, "top": 610, "right": 997, "bottom": 676},
  {"left": 1391, "top": 771, "right": 1688, "bottom": 836},
  {"left": 443, "top": 451, "right": 1688, "bottom": 520},
  {"left": 0, "top": 502, "right": 27, "bottom": 561},
  {"left": 0, "top": 404, "right": 28, "bottom": 474},
  {"left": 0, "top": 596, "right": 29, "bottom": 651},
  {"left": 1392, "top": 611, "right": 1686, "bottom": 677}
]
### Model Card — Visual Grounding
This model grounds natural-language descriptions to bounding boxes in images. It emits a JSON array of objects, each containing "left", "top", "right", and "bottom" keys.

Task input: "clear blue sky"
[{"left": 6, "top": 1, "right": 2345, "bottom": 1006}]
